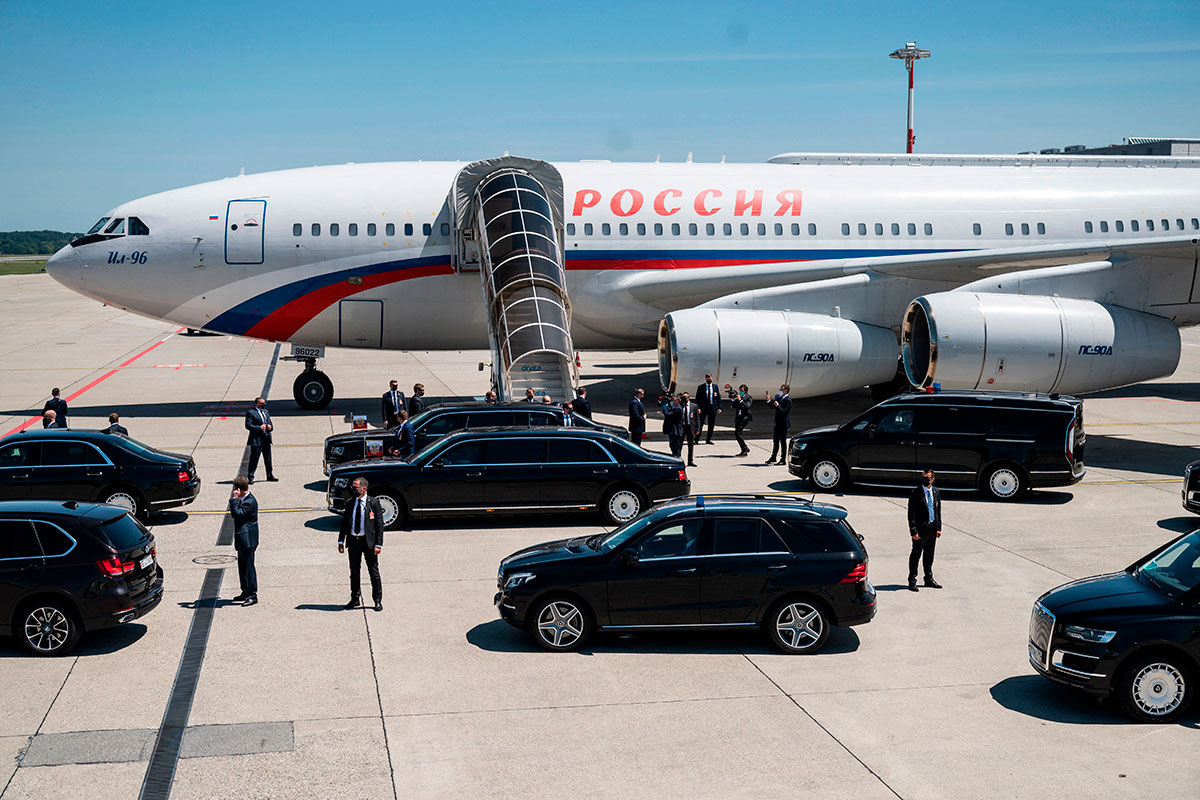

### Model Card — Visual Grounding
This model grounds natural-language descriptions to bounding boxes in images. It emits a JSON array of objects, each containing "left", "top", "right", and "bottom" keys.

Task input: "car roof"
[
  {"left": 878, "top": 390, "right": 1080, "bottom": 409},
  {"left": 0, "top": 428, "right": 117, "bottom": 444},
  {"left": 0, "top": 499, "right": 128, "bottom": 522},
  {"left": 424, "top": 402, "right": 564, "bottom": 412},
  {"left": 653, "top": 494, "right": 849, "bottom": 520},
  {"left": 436, "top": 426, "right": 623, "bottom": 441}
]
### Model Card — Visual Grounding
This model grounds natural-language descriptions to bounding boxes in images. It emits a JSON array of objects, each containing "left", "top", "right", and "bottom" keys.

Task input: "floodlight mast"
[{"left": 889, "top": 41, "right": 931, "bottom": 153}]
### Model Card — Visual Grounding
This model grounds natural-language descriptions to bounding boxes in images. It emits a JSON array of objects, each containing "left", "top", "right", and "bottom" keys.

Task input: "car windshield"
[
  {"left": 592, "top": 514, "right": 655, "bottom": 552},
  {"left": 112, "top": 436, "right": 161, "bottom": 457},
  {"left": 1135, "top": 531, "right": 1200, "bottom": 597}
]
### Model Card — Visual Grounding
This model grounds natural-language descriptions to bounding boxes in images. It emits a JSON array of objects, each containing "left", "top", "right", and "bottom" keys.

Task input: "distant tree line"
[{"left": 0, "top": 231, "right": 82, "bottom": 255}]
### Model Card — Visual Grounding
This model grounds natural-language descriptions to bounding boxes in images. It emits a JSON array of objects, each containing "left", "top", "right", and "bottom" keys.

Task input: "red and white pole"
[{"left": 906, "top": 57, "right": 916, "bottom": 153}]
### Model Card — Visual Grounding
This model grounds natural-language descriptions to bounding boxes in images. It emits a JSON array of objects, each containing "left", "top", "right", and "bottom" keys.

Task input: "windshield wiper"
[
  {"left": 585, "top": 533, "right": 607, "bottom": 549},
  {"left": 1136, "top": 568, "right": 1169, "bottom": 595}
]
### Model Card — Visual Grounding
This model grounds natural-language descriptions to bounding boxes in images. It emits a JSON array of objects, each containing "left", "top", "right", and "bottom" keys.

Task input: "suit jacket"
[
  {"left": 732, "top": 392, "right": 753, "bottom": 426},
  {"left": 340, "top": 495, "right": 385, "bottom": 550},
  {"left": 907, "top": 485, "right": 942, "bottom": 535},
  {"left": 392, "top": 422, "right": 416, "bottom": 458},
  {"left": 245, "top": 407, "right": 273, "bottom": 445},
  {"left": 561, "top": 413, "right": 585, "bottom": 428},
  {"left": 661, "top": 401, "right": 684, "bottom": 437},
  {"left": 682, "top": 401, "right": 701, "bottom": 438},
  {"left": 572, "top": 396, "right": 592, "bottom": 418},
  {"left": 696, "top": 382, "right": 721, "bottom": 412},
  {"left": 382, "top": 390, "right": 406, "bottom": 427},
  {"left": 43, "top": 397, "right": 68, "bottom": 424},
  {"left": 770, "top": 394, "right": 792, "bottom": 432},
  {"left": 628, "top": 397, "right": 646, "bottom": 432},
  {"left": 230, "top": 493, "right": 259, "bottom": 550},
  {"left": 103, "top": 423, "right": 129, "bottom": 436},
  {"left": 408, "top": 395, "right": 424, "bottom": 418}
]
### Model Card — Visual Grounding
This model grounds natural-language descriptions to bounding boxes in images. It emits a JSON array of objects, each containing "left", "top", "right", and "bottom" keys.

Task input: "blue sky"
[{"left": 2, "top": 0, "right": 1197, "bottom": 231}]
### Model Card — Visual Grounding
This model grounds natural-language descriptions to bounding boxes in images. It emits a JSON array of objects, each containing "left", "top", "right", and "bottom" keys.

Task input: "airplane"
[{"left": 45, "top": 152, "right": 1200, "bottom": 410}]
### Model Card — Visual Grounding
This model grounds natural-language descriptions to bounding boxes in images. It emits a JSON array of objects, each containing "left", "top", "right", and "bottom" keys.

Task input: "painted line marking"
[
  {"left": 1080, "top": 478, "right": 1181, "bottom": 485},
  {"left": 188, "top": 507, "right": 321, "bottom": 515}
]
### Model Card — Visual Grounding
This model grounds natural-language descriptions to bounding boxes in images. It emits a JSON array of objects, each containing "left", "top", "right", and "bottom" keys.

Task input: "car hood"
[
  {"left": 795, "top": 425, "right": 840, "bottom": 438},
  {"left": 1041, "top": 571, "right": 1173, "bottom": 617},
  {"left": 501, "top": 536, "right": 597, "bottom": 570}
]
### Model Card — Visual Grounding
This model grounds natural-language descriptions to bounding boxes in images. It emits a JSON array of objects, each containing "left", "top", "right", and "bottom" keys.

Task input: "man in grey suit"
[
  {"left": 245, "top": 397, "right": 276, "bottom": 484},
  {"left": 229, "top": 476, "right": 259, "bottom": 606},
  {"left": 338, "top": 477, "right": 385, "bottom": 611}
]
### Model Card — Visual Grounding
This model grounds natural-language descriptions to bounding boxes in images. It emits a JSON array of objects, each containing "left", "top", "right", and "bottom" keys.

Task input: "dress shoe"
[
  {"left": 704, "top": 440, "right": 714, "bottom": 445},
  {"left": 231, "top": 593, "right": 247, "bottom": 603},
  {"left": 344, "top": 596, "right": 361, "bottom": 610},
  {"left": 738, "top": 450, "right": 750, "bottom": 457},
  {"left": 907, "top": 581, "right": 919, "bottom": 592},
  {"left": 374, "top": 601, "right": 383, "bottom": 612},
  {"left": 924, "top": 578, "right": 943, "bottom": 589},
  {"left": 247, "top": 477, "right": 255, "bottom": 485},
  {"left": 687, "top": 462, "right": 697, "bottom": 467},
  {"left": 764, "top": 459, "right": 776, "bottom": 465},
  {"left": 266, "top": 475, "right": 279, "bottom": 482},
  {"left": 242, "top": 595, "right": 258, "bottom": 606}
]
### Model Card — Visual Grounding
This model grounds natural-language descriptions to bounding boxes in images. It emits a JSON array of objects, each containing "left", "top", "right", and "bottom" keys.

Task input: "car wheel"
[
  {"left": 982, "top": 464, "right": 1024, "bottom": 501},
  {"left": 293, "top": 370, "right": 333, "bottom": 411},
  {"left": 101, "top": 488, "right": 143, "bottom": 519},
  {"left": 1117, "top": 653, "right": 1194, "bottom": 723},
  {"left": 767, "top": 598, "right": 831, "bottom": 654},
  {"left": 18, "top": 600, "right": 81, "bottom": 656},
  {"left": 809, "top": 455, "right": 847, "bottom": 492},
  {"left": 374, "top": 490, "right": 406, "bottom": 530},
  {"left": 603, "top": 486, "right": 644, "bottom": 525},
  {"left": 529, "top": 596, "right": 592, "bottom": 652}
]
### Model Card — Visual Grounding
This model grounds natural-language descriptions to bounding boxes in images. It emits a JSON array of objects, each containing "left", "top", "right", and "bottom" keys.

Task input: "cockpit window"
[
  {"left": 86, "top": 217, "right": 111, "bottom": 235},
  {"left": 128, "top": 217, "right": 149, "bottom": 236},
  {"left": 104, "top": 218, "right": 126, "bottom": 235}
]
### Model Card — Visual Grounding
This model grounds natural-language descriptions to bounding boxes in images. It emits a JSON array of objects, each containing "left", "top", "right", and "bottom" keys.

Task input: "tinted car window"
[
  {"left": 0, "top": 519, "right": 42, "bottom": 559},
  {"left": 924, "top": 406, "right": 985, "bottom": 434},
  {"left": 468, "top": 411, "right": 516, "bottom": 428},
  {"left": 711, "top": 519, "right": 788, "bottom": 554},
  {"left": 634, "top": 520, "right": 701, "bottom": 559},
  {"left": 528, "top": 411, "right": 559, "bottom": 426},
  {"left": 487, "top": 438, "right": 545, "bottom": 464},
  {"left": 33, "top": 522, "right": 75, "bottom": 556},
  {"left": 878, "top": 408, "right": 917, "bottom": 433},
  {"left": 41, "top": 441, "right": 105, "bottom": 466},
  {"left": 0, "top": 442, "right": 39, "bottom": 467},
  {"left": 774, "top": 518, "right": 853, "bottom": 553},
  {"left": 989, "top": 408, "right": 1066, "bottom": 438},
  {"left": 97, "top": 514, "right": 150, "bottom": 551},
  {"left": 437, "top": 440, "right": 487, "bottom": 466},
  {"left": 420, "top": 413, "right": 470, "bottom": 437},
  {"left": 547, "top": 439, "right": 606, "bottom": 463}
]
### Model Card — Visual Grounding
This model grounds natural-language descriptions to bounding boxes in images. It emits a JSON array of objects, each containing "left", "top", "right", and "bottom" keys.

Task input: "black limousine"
[
  {"left": 327, "top": 427, "right": 688, "bottom": 528},
  {"left": 0, "top": 430, "right": 201, "bottom": 519},
  {"left": 322, "top": 402, "right": 628, "bottom": 475}
]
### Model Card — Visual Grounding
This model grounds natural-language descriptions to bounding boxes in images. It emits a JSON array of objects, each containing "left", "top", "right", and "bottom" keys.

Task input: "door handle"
[
  {"left": 918, "top": 441, "right": 933, "bottom": 446},
  {"left": 86, "top": 471, "right": 102, "bottom": 477},
  {"left": 592, "top": 469, "right": 609, "bottom": 474},
  {"left": 675, "top": 567, "right": 697, "bottom": 575},
  {"left": 900, "top": 440, "right": 914, "bottom": 446},
  {"left": 767, "top": 564, "right": 789, "bottom": 571},
  {"left": 465, "top": 471, "right": 482, "bottom": 478},
  {"left": 12, "top": 473, "right": 29, "bottom": 479}
]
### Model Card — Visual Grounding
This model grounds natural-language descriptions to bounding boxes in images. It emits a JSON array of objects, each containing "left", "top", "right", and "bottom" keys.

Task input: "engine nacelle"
[
  {"left": 658, "top": 309, "right": 898, "bottom": 397},
  {"left": 902, "top": 292, "right": 1181, "bottom": 394}
]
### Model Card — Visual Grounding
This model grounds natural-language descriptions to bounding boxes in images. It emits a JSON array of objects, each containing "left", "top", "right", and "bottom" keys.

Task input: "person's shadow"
[{"left": 295, "top": 603, "right": 349, "bottom": 612}]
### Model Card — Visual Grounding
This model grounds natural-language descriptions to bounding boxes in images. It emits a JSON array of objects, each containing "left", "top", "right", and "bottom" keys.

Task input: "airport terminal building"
[{"left": 1023, "top": 136, "right": 1200, "bottom": 156}]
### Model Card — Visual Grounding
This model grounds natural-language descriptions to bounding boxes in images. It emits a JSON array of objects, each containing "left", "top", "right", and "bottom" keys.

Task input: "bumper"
[
  {"left": 839, "top": 583, "right": 877, "bottom": 626},
  {"left": 649, "top": 479, "right": 691, "bottom": 503},
  {"left": 1028, "top": 636, "right": 1115, "bottom": 696},
  {"left": 494, "top": 590, "right": 531, "bottom": 628},
  {"left": 149, "top": 477, "right": 202, "bottom": 510},
  {"left": 1028, "top": 468, "right": 1084, "bottom": 489},
  {"left": 1183, "top": 484, "right": 1200, "bottom": 513},
  {"left": 83, "top": 566, "right": 165, "bottom": 631}
]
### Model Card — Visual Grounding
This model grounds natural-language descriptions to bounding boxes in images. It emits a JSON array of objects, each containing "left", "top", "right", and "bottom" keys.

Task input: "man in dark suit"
[
  {"left": 661, "top": 395, "right": 684, "bottom": 458},
  {"left": 408, "top": 383, "right": 425, "bottom": 418},
  {"left": 906, "top": 469, "right": 943, "bottom": 591},
  {"left": 43, "top": 388, "right": 68, "bottom": 428},
  {"left": 389, "top": 410, "right": 416, "bottom": 459},
  {"left": 338, "top": 477, "right": 385, "bottom": 611},
  {"left": 382, "top": 380, "right": 406, "bottom": 428},
  {"left": 245, "top": 397, "right": 276, "bottom": 483},
  {"left": 522, "top": 388, "right": 537, "bottom": 403},
  {"left": 572, "top": 387, "right": 592, "bottom": 419},
  {"left": 728, "top": 384, "right": 753, "bottom": 457},
  {"left": 102, "top": 413, "right": 129, "bottom": 436},
  {"left": 765, "top": 384, "right": 792, "bottom": 465},
  {"left": 628, "top": 388, "right": 647, "bottom": 447},
  {"left": 229, "top": 476, "right": 259, "bottom": 606},
  {"left": 695, "top": 373, "right": 721, "bottom": 445},
  {"left": 42, "top": 410, "right": 63, "bottom": 428},
  {"left": 679, "top": 392, "right": 699, "bottom": 467}
]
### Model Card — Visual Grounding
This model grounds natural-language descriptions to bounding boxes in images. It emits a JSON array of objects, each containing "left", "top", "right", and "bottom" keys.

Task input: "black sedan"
[
  {"left": 0, "top": 500, "right": 164, "bottom": 655},
  {"left": 0, "top": 430, "right": 201, "bottom": 520},
  {"left": 495, "top": 494, "right": 875, "bottom": 653},
  {"left": 1183, "top": 460, "right": 1200, "bottom": 513},
  {"left": 1029, "top": 530, "right": 1200, "bottom": 722},
  {"left": 327, "top": 428, "right": 688, "bottom": 528},
  {"left": 323, "top": 402, "right": 628, "bottom": 474}
]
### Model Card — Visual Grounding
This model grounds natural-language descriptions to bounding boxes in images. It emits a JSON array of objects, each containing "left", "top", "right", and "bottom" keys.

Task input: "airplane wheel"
[{"left": 294, "top": 371, "right": 334, "bottom": 410}]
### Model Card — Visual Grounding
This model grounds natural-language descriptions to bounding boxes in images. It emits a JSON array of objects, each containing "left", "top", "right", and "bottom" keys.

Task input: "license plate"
[
  {"left": 1029, "top": 642, "right": 1045, "bottom": 666},
  {"left": 139, "top": 554, "right": 154, "bottom": 570}
]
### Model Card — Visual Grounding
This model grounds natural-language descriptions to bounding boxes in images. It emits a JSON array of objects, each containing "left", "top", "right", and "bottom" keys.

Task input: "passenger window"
[
  {"left": 436, "top": 440, "right": 487, "bottom": 466},
  {"left": 602, "top": 223, "right": 611, "bottom": 235},
  {"left": 924, "top": 223, "right": 933, "bottom": 235},
  {"left": 293, "top": 223, "right": 302, "bottom": 236},
  {"left": 1084, "top": 221, "right": 1093, "bottom": 233},
  {"left": 566, "top": 223, "right": 575, "bottom": 235},
  {"left": 706, "top": 223, "right": 715, "bottom": 235},
  {"left": 367, "top": 223, "right": 376, "bottom": 236},
  {"left": 528, "top": 412, "right": 558, "bottom": 426},
  {"left": 0, "top": 443, "right": 38, "bottom": 467},
  {"left": 773, "top": 519, "right": 850, "bottom": 553},
  {"left": 738, "top": 223, "right": 749, "bottom": 236},
  {"left": 619, "top": 223, "right": 629, "bottom": 235},
  {"left": 874, "top": 223, "right": 884, "bottom": 235},
  {"left": 757, "top": 223, "right": 766, "bottom": 235},
  {"left": 857, "top": 223, "right": 867, "bottom": 235},
  {"left": 774, "top": 223, "right": 783, "bottom": 235},
  {"left": 841, "top": 223, "right": 851, "bottom": 236},
  {"left": 486, "top": 438, "right": 544, "bottom": 464},
  {"left": 1037, "top": 222, "right": 1046, "bottom": 234},
  {"left": 634, "top": 520, "right": 701, "bottom": 560},
  {"left": 547, "top": 439, "right": 605, "bottom": 463},
  {"left": 104, "top": 218, "right": 126, "bottom": 234},
  {"left": 128, "top": 217, "right": 150, "bottom": 236},
  {"left": 404, "top": 223, "right": 413, "bottom": 236},
  {"left": 1116, "top": 220, "right": 1124, "bottom": 232},
  {"left": 671, "top": 223, "right": 680, "bottom": 235},
  {"left": 385, "top": 223, "right": 395, "bottom": 236},
  {"left": 1099, "top": 221, "right": 1108, "bottom": 233},
  {"left": 1192, "top": 219, "right": 1199, "bottom": 230},
  {"left": 0, "top": 520, "right": 42, "bottom": 560},
  {"left": 41, "top": 441, "right": 104, "bottom": 466},
  {"left": 924, "top": 406, "right": 985, "bottom": 434},
  {"left": 637, "top": 223, "right": 647, "bottom": 235},
  {"left": 423, "top": 224, "right": 432, "bottom": 235},
  {"left": 584, "top": 223, "right": 594, "bottom": 235},
  {"left": 330, "top": 223, "right": 340, "bottom": 236},
  {"left": 441, "top": 223, "right": 450, "bottom": 236},
  {"left": 312, "top": 223, "right": 321, "bottom": 236},
  {"left": 1177, "top": 219, "right": 1185, "bottom": 230},
  {"left": 1131, "top": 220, "right": 1139, "bottom": 231},
  {"left": 972, "top": 223, "right": 981, "bottom": 235},
  {"left": 988, "top": 409, "right": 1045, "bottom": 438},
  {"left": 877, "top": 408, "right": 916, "bottom": 433},
  {"left": 467, "top": 411, "right": 516, "bottom": 428},
  {"left": 688, "top": 223, "right": 698, "bottom": 235},
  {"left": 895, "top": 223, "right": 903, "bottom": 235},
  {"left": 1005, "top": 223, "right": 1014, "bottom": 235},
  {"left": 808, "top": 223, "right": 817, "bottom": 235},
  {"left": 349, "top": 223, "right": 358, "bottom": 236},
  {"left": 653, "top": 223, "right": 663, "bottom": 235},
  {"left": 724, "top": 223, "right": 733, "bottom": 235},
  {"left": 1147, "top": 220, "right": 1155, "bottom": 231},
  {"left": 33, "top": 523, "right": 74, "bottom": 558},
  {"left": 710, "top": 519, "right": 787, "bottom": 555},
  {"left": 419, "top": 413, "right": 469, "bottom": 437}
]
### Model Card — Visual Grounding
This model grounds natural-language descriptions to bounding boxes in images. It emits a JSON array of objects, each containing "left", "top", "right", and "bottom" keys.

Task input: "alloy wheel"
[
  {"left": 607, "top": 490, "right": 641, "bottom": 523},
  {"left": 988, "top": 468, "right": 1020, "bottom": 499},
  {"left": 104, "top": 491, "right": 138, "bottom": 514},
  {"left": 1131, "top": 662, "right": 1187, "bottom": 717},
  {"left": 24, "top": 606, "right": 71, "bottom": 653},
  {"left": 537, "top": 600, "right": 585, "bottom": 649},
  {"left": 776, "top": 602, "right": 824, "bottom": 651},
  {"left": 376, "top": 494, "right": 401, "bottom": 527},
  {"left": 811, "top": 460, "right": 841, "bottom": 490}
]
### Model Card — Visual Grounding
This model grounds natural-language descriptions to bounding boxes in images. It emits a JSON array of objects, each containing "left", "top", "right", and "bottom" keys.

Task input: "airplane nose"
[{"left": 45, "top": 245, "right": 82, "bottom": 288}]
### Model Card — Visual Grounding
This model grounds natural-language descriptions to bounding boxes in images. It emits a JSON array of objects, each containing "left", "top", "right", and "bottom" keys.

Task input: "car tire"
[
  {"left": 809, "top": 455, "right": 848, "bottom": 492},
  {"left": 1116, "top": 651, "right": 1194, "bottom": 723},
  {"left": 529, "top": 595, "right": 593, "bottom": 652},
  {"left": 17, "top": 599, "right": 81, "bottom": 656},
  {"left": 100, "top": 487, "right": 144, "bottom": 520},
  {"left": 374, "top": 490, "right": 406, "bottom": 530},
  {"left": 294, "top": 370, "right": 334, "bottom": 411},
  {"left": 981, "top": 463, "right": 1025, "bottom": 501},
  {"left": 602, "top": 486, "right": 645, "bottom": 525},
  {"left": 766, "top": 597, "right": 832, "bottom": 654}
]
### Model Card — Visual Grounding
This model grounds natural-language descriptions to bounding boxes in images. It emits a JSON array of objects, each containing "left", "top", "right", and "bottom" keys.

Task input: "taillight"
[
  {"left": 677, "top": 469, "right": 688, "bottom": 482},
  {"left": 839, "top": 562, "right": 867, "bottom": 584},
  {"left": 178, "top": 470, "right": 190, "bottom": 482},
  {"left": 97, "top": 556, "right": 136, "bottom": 577},
  {"left": 1065, "top": 422, "right": 1075, "bottom": 462}
]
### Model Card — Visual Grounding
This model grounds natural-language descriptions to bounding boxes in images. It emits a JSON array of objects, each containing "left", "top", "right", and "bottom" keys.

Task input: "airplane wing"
[{"left": 619, "top": 234, "right": 1199, "bottom": 307}]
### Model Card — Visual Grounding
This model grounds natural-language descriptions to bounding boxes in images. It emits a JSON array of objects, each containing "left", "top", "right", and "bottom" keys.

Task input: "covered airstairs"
[{"left": 451, "top": 158, "right": 578, "bottom": 402}]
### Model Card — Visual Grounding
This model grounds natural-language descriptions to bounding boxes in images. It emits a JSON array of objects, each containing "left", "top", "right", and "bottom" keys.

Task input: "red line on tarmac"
[{"left": 3, "top": 327, "right": 186, "bottom": 436}]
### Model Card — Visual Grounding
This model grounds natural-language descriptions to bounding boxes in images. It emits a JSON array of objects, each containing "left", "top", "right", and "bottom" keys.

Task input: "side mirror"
[
  {"left": 431, "top": 459, "right": 444, "bottom": 470},
  {"left": 867, "top": 423, "right": 877, "bottom": 438},
  {"left": 621, "top": 550, "right": 640, "bottom": 567}
]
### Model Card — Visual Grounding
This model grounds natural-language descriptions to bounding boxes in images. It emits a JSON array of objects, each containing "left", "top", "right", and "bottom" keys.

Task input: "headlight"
[
  {"left": 1063, "top": 625, "right": 1116, "bottom": 643},
  {"left": 504, "top": 572, "right": 536, "bottom": 590},
  {"left": 792, "top": 441, "right": 807, "bottom": 451},
  {"left": 333, "top": 477, "right": 348, "bottom": 488}
]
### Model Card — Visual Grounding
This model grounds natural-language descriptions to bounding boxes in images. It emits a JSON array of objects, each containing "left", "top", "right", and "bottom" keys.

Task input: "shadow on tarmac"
[
  {"left": 295, "top": 603, "right": 349, "bottom": 612},
  {"left": 764, "top": 479, "right": 1074, "bottom": 506},
  {"left": 465, "top": 619, "right": 860, "bottom": 656},
  {"left": 1158, "top": 516, "right": 1200, "bottom": 534},
  {"left": 1086, "top": 381, "right": 1200, "bottom": 402},
  {"left": 0, "top": 623, "right": 149, "bottom": 659},
  {"left": 990, "top": 675, "right": 1199, "bottom": 726}
]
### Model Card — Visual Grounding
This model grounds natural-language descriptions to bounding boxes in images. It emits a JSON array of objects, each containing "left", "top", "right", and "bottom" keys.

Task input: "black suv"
[
  {"left": 328, "top": 427, "right": 688, "bottom": 528},
  {"left": 1182, "top": 461, "right": 1200, "bottom": 514},
  {"left": 0, "top": 430, "right": 201, "bottom": 519},
  {"left": 788, "top": 391, "right": 1085, "bottom": 500},
  {"left": 0, "top": 500, "right": 164, "bottom": 655},
  {"left": 322, "top": 402, "right": 628, "bottom": 474},
  {"left": 1029, "top": 530, "right": 1200, "bottom": 722},
  {"left": 495, "top": 494, "right": 875, "bottom": 653}
]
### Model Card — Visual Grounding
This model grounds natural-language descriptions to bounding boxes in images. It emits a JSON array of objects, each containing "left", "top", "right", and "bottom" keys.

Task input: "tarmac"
[{"left": 0, "top": 272, "right": 1197, "bottom": 799}]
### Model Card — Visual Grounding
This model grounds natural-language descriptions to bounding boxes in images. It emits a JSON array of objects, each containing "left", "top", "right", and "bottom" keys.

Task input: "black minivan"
[{"left": 788, "top": 391, "right": 1085, "bottom": 500}]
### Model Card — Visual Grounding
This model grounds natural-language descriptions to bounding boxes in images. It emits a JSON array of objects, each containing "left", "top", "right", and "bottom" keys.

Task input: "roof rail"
[{"left": 688, "top": 493, "right": 815, "bottom": 505}]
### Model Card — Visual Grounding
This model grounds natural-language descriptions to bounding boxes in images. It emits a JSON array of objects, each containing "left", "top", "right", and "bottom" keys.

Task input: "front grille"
[{"left": 1028, "top": 602, "right": 1054, "bottom": 668}]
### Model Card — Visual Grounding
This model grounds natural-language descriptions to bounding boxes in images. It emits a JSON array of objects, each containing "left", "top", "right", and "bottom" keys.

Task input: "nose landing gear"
[{"left": 286, "top": 356, "right": 334, "bottom": 410}]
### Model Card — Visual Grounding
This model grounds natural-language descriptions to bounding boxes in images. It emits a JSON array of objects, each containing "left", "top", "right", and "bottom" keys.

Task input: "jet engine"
[
  {"left": 658, "top": 309, "right": 898, "bottom": 397},
  {"left": 902, "top": 292, "right": 1181, "bottom": 394}
]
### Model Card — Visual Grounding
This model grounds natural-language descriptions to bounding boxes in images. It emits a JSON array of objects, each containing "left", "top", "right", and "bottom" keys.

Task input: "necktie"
[
  {"left": 392, "top": 392, "right": 399, "bottom": 412},
  {"left": 354, "top": 499, "right": 363, "bottom": 535}
]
